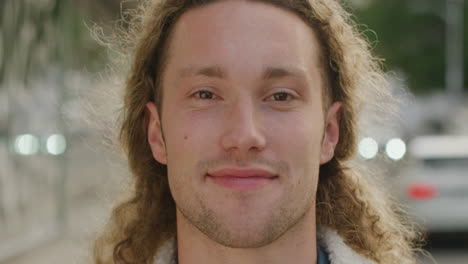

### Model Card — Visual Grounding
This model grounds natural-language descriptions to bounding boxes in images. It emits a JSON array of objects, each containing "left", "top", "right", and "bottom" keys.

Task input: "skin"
[{"left": 146, "top": 1, "right": 341, "bottom": 263}]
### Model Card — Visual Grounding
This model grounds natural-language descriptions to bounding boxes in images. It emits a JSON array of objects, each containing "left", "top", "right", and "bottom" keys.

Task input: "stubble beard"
[{"left": 176, "top": 188, "right": 316, "bottom": 249}]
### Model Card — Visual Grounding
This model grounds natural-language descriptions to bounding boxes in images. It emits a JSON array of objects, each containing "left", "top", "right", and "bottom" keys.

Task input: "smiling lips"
[{"left": 207, "top": 168, "right": 278, "bottom": 191}]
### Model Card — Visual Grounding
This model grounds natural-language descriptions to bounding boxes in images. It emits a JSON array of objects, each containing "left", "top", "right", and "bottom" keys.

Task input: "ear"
[
  {"left": 320, "top": 101, "right": 342, "bottom": 165},
  {"left": 146, "top": 102, "right": 167, "bottom": 164}
]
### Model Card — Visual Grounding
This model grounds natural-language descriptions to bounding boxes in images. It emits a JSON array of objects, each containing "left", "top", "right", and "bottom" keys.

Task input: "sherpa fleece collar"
[
  {"left": 317, "top": 228, "right": 375, "bottom": 264},
  {"left": 154, "top": 227, "right": 375, "bottom": 264}
]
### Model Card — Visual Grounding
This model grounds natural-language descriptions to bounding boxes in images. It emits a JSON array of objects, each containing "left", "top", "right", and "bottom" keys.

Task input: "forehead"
[{"left": 164, "top": 0, "right": 323, "bottom": 83}]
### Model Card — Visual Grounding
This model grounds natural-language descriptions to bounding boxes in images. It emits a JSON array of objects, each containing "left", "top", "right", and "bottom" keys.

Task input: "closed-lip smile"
[{"left": 207, "top": 167, "right": 278, "bottom": 190}]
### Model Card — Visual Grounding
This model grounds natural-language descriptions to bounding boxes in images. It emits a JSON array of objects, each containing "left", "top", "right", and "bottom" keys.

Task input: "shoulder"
[{"left": 317, "top": 227, "right": 376, "bottom": 264}]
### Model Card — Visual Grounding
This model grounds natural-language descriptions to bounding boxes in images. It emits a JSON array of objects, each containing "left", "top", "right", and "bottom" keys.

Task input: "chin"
[
  {"left": 199, "top": 213, "right": 288, "bottom": 249},
  {"left": 208, "top": 228, "right": 280, "bottom": 249}
]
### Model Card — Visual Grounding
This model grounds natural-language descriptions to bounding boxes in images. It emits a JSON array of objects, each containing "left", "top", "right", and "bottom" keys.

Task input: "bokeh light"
[
  {"left": 14, "top": 134, "right": 40, "bottom": 155},
  {"left": 358, "top": 137, "right": 379, "bottom": 160},
  {"left": 385, "top": 138, "right": 406, "bottom": 160},
  {"left": 46, "top": 134, "right": 67, "bottom": 155}
]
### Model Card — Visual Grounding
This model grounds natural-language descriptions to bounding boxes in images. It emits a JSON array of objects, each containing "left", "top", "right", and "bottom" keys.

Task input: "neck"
[{"left": 176, "top": 207, "right": 317, "bottom": 264}]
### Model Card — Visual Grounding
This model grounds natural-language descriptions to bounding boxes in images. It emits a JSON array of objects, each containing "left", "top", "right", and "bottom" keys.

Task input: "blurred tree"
[
  {"left": 351, "top": 0, "right": 466, "bottom": 94},
  {"left": 0, "top": 0, "right": 114, "bottom": 87}
]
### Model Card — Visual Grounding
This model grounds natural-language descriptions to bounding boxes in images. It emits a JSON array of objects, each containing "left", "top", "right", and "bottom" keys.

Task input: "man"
[{"left": 94, "top": 0, "right": 421, "bottom": 263}]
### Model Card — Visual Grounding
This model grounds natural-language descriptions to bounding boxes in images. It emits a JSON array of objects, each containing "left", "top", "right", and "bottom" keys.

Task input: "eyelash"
[
  {"left": 192, "top": 90, "right": 219, "bottom": 100},
  {"left": 191, "top": 89, "right": 297, "bottom": 102},
  {"left": 266, "top": 91, "right": 295, "bottom": 102}
]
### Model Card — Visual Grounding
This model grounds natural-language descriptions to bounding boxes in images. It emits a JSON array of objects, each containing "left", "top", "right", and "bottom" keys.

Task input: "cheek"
[
  {"left": 268, "top": 112, "right": 323, "bottom": 187},
  {"left": 164, "top": 122, "right": 203, "bottom": 201},
  {"left": 268, "top": 112, "right": 323, "bottom": 157},
  {"left": 163, "top": 110, "right": 221, "bottom": 166},
  {"left": 164, "top": 111, "right": 223, "bottom": 201}
]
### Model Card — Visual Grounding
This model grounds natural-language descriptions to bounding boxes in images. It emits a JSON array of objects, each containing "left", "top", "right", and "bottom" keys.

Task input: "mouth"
[{"left": 206, "top": 168, "right": 279, "bottom": 191}]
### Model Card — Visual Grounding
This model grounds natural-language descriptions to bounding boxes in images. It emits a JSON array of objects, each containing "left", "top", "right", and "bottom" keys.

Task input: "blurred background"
[{"left": 0, "top": 0, "right": 466, "bottom": 263}]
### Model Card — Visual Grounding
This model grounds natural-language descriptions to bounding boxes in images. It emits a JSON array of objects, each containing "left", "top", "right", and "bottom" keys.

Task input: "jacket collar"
[
  {"left": 317, "top": 227, "right": 375, "bottom": 264},
  {"left": 154, "top": 227, "right": 375, "bottom": 264}
]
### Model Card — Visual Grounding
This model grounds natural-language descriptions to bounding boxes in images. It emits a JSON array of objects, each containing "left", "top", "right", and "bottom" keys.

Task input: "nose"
[{"left": 220, "top": 99, "right": 266, "bottom": 154}]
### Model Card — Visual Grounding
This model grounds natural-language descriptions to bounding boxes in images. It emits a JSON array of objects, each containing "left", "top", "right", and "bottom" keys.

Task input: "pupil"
[
  {"left": 274, "top": 93, "right": 288, "bottom": 101},
  {"left": 200, "top": 91, "right": 212, "bottom": 99}
]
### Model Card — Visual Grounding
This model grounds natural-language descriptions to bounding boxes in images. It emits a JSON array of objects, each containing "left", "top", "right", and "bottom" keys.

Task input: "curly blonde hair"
[{"left": 93, "top": 0, "right": 424, "bottom": 263}]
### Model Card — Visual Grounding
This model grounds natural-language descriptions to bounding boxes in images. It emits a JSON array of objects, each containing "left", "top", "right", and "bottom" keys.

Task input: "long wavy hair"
[{"left": 93, "top": 0, "right": 424, "bottom": 263}]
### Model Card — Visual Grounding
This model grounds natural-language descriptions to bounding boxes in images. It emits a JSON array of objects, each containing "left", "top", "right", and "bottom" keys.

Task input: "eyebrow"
[
  {"left": 178, "top": 65, "right": 226, "bottom": 79},
  {"left": 177, "top": 65, "right": 307, "bottom": 81},
  {"left": 262, "top": 66, "right": 307, "bottom": 80}
]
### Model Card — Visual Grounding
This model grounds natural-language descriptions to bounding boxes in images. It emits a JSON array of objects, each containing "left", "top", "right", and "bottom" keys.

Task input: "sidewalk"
[
  {"left": 2, "top": 237, "right": 91, "bottom": 264},
  {"left": 1, "top": 193, "right": 111, "bottom": 264}
]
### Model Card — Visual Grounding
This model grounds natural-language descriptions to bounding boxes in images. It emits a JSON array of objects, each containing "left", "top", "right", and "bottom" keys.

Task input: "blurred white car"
[{"left": 398, "top": 135, "right": 468, "bottom": 232}]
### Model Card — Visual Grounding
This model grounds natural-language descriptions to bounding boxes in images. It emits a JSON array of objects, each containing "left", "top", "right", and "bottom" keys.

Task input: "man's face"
[{"left": 147, "top": 0, "right": 340, "bottom": 248}]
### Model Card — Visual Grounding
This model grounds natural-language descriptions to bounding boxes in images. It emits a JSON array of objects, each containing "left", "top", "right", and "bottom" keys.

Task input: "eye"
[
  {"left": 192, "top": 90, "right": 218, "bottom": 100},
  {"left": 267, "top": 91, "right": 295, "bottom": 102}
]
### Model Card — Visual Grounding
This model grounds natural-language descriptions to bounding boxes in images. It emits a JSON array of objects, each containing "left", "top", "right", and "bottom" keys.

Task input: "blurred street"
[
  {"left": 423, "top": 251, "right": 468, "bottom": 264},
  {"left": 1, "top": 196, "right": 105, "bottom": 264},
  {"left": 0, "top": 134, "right": 126, "bottom": 264},
  {"left": 421, "top": 233, "right": 468, "bottom": 264}
]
